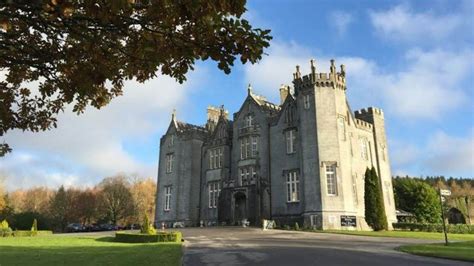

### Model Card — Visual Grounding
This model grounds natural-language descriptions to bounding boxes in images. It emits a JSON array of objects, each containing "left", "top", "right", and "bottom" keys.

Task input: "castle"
[{"left": 154, "top": 59, "right": 397, "bottom": 230}]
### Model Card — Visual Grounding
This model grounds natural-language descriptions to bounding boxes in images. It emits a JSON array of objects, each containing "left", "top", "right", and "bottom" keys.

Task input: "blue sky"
[{"left": 1, "top": 0, "right": 473, "bottom": 190}]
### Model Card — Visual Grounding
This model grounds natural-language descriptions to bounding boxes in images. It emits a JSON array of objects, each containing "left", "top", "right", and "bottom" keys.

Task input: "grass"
[
  {"left": 316, "top": 230, "right": 474, "bottom": 241},
  {"left": 398, "top": 241, "right": 474, "bottom": 262},
  {"left": 0, "top": 235, "right": 182, "bottom": 266}
]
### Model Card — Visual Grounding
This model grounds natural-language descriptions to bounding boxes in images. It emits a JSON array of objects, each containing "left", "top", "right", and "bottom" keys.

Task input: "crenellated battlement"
[
  {"left": 354, "top": 118, "right": 373, "bottom": 130},
  {"left": 293, "top": 59, "right": 346, "bottom": 91},
  {"left": 354, "top": 106, "right": 384, "bottom": 118}
]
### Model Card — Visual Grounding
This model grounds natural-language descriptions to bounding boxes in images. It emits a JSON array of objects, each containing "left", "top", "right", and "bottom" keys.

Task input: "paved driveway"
[{"left": 181, "top": 227, "right": 470, "bottom": 266}]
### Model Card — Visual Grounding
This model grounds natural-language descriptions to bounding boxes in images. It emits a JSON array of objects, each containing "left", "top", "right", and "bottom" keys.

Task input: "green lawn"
[
  {"left": 315, "top": 230, "right": 474, "bottom": 241},
  {"left": 398, "top": 241, "right": 474, "bottom": 262},
  {"left": 0, "top": 235, "right": 182, "bottom": 266}
]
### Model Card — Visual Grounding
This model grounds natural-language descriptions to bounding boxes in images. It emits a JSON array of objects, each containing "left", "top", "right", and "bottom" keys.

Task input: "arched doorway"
[{"left": 234, "top": 192, "right": 247, "bottom": 223}]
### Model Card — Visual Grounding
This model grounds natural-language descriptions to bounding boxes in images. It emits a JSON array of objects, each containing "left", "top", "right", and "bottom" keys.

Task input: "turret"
[{"left": 293, "top": 59, "right": 347, "bottom": 95}]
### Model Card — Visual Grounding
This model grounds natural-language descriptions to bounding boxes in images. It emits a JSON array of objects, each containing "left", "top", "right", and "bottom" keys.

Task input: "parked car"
[
  {"left": 126, "top": 224, "right": 141, "bottom": 230},
  {"left": 99, "top": 224, "right": 115, "bottom": 231},
  {"left": 84, "top": 224, "right": 101, "bottom": 232},
  {"left": 66, "top": 223, "right": 84, "bottom": 232}
]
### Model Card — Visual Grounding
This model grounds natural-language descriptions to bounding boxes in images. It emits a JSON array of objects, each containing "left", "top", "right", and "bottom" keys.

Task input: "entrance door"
[{"left": 234, "top": 192, "right": 247, "bottom": 223}]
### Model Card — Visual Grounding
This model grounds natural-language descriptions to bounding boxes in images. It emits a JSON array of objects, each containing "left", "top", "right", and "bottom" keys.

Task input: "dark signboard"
[{"left": 341, "top": 215, "right": 357, "bottom": 227}]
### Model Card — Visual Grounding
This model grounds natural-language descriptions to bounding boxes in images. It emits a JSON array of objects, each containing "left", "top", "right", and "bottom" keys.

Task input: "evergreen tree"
[
  {"left": 31, "top": 218, "right": 38, "bottom": 232},
  {"left": 364, "top": 167, "right": 388, "bottom": 231},
  {"left": 31, "top": 218, "right": 38, "bottom": 236}
]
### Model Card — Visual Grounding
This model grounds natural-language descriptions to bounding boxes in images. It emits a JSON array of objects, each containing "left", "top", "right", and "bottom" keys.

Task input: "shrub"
[
  {"left": 295, "top": 222, "right": 300, "bottom": 231},
  {"left": 0, "top": 219, "right": 12, "bottom": 237},
  {"left": 140, "top": 214, "right": 156, "bottom": 235},
  {"left": 115, "top": 231, "right": 182, "bottom": 243},
  {"left": 10, "top": 212, "right": 50, "bottom": 230},
  {"left": 393, "top": 223, "right": 474, "bottom": 234},
  {"left": 31, "top": 219, "right": 38, "bottom": 236}
]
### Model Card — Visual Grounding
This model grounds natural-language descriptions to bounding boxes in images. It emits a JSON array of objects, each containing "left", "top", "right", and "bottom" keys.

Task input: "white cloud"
[
  {"left": 423, "top": 129, "right": 474, "bottom": 175},
  {"left": 245, "top": 42, "right": 472, "bottom": 119},
  {"left": 244, "top": 41, "right": 313, "bottom": 102},
  {"left": 381, "top": 49, "right": 471, "bottom": 119},
  {"left": 369, "top": 5, "right": 463, "bottom": 43},
  {"left": 329, "top": 11, "right": 354, "bottom": 36},
  {"left": 1, "top": 70, "right": 208, "bottom": 190}
]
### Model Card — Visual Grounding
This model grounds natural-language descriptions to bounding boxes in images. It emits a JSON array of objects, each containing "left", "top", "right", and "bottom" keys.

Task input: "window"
[
  {"left": 245, "top": 115, "right": 253, "bottom": 127},
  {"left": 304, "top": 95, "right": 310, "bottom": 109},
  {"left": 164, "top": 186, "right": 172, "bottom": 211},
  {"left": 208, "top": 182, "right": 221, "bottom": 208},
  {"left": 251, "top": 136, "right": 258, "bottom": 156},
  {"left": 238, "top": 166, "right": 256, "bottom": 186},
  {"left": 209, "top": 149, "right": 214, "bottom": 169},
  {"left": 209, "top": 148, "right": 223, "bottom": 169},
  {"left": 285, "top": 107, "right": 294, "bottom": 123},
  {"left": 325, "top": 163, "right": 337, "bottom": 195},
  {"left": 240, "top": 136, "right": 257, "bottom": 159},
  {"left": 286, "top": 130, "right": 296, "bottom": 153},
  {"left": 218, "top": 148, "right": 223, "bottom": 168},
  {"left": 352, "top": 174, "right": 358, "bottom": 205},
  {"left": 169, "top": 134, "right": 174, "bottom": 146},
  {"left": 286, "top": 171, "right": 300, "bottom": 202},
  {"left": 166, "top": 154, "right": 174, "bottom": 173},
  {"left": 360, "top": 138, "right": 368, "bottom": 160},
  {"left": 337, "top": 117, "right": 346, "bottom": 141}
]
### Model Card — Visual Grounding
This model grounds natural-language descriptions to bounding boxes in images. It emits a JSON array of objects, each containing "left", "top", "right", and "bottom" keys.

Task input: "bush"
[
  {"left": 1, "top": 219, "right": 12, "bottom": 237},
  {"left": 13, "top": 230, "right": 53, "bottom": 237},
  {"left": 295, "top": 222, "right": 300, "bottom": 231},
  {"left": 140, "top": 214, "right": 156, "bottom": 235},
  {"left": 393, "top": 223, "right": 474, "bottom": 234},
  {"left": 115, "top": 231, "right": 182, "bottom": 243},
  {"left": 10, "top": 212, "right": 50, "bottom": 230},
  {"left": 31, "top": 219, "right": 38, "bottom": 236}
]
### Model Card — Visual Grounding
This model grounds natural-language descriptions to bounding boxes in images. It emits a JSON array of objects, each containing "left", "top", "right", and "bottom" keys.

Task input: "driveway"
[{"left": 181, "top": 227, "right": 470, "bottom": 266}]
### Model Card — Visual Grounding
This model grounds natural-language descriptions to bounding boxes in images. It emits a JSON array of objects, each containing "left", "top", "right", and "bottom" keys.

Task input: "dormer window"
[
  {"left": 169, "top": 134, "right": 175, "bottom": 146},
  {"left": 285, "top": 106, "right": 294, "bottom": 123},
  {"left": 245, "top": 115, "right": 253, "bottom": 127}
]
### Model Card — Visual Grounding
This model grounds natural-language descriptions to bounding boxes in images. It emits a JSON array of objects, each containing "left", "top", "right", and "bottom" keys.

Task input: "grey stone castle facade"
[{"left": 155, "top": 59, "right": 397, "bottom": 230}]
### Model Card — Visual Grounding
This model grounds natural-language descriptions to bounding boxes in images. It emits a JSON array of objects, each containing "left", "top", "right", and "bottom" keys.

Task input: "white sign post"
[
  {"left": 439, "top": 188, "right": 451, "bottom": 246},
  {"left": 440, "top": 189, "right": 451, "bottom": 196}
]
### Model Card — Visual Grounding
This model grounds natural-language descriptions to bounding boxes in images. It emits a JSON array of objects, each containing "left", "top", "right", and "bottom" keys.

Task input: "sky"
[{"left": 1, "top": 0, "right": 473, "bottom": 190}]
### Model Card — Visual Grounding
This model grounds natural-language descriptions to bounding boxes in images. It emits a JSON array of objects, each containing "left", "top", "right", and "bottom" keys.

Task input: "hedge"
[
  {"left": 13, "top": 230, "right": 53, "bottom": 237},
  {"left": 393, "top": 223, "right": 474, "bottom": 234},
  {"left": 115, "top": 231, "right": 182, "bottom": 243}
]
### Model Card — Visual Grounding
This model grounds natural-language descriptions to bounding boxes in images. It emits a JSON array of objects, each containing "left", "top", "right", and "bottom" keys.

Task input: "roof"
[
  {"left": 249, "top": 93, "right": 281, "bottom": 114},
  {"left": 175, "top": 121, "right": 207, "bottom": 134}
]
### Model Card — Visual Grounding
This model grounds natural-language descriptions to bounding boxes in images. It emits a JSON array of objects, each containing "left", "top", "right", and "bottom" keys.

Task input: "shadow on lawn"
[{"left": 94, "top": 236, "right": 116, "bottom": 243}]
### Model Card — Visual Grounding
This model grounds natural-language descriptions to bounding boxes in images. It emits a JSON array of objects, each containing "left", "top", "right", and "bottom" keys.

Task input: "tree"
[
  {"left": 392, "top": 177, "right": 441, "bottom": 223},
  {"left": 0, "top": 1, "right": 272, "bottom": 155},
  {"left": 74, "top": 188, "right": 99, "bottom": 225},
  {"left": 49, "top": 186, "right": 72, "bottom": 231},
  {"left": 22, "top": 187, "right": 54, "bottom": 215},
  {"left": 98, "top": 176, "right": 135, "bottom": 225},
  {"left": 0, "top": 177, "right": 5, "bottom": 212},
  {"left": 130, "top": 177, "right": 156, "bottom": 224},
  {"left": 364, "top": 167, "right": 388, "bottom": 231}
]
